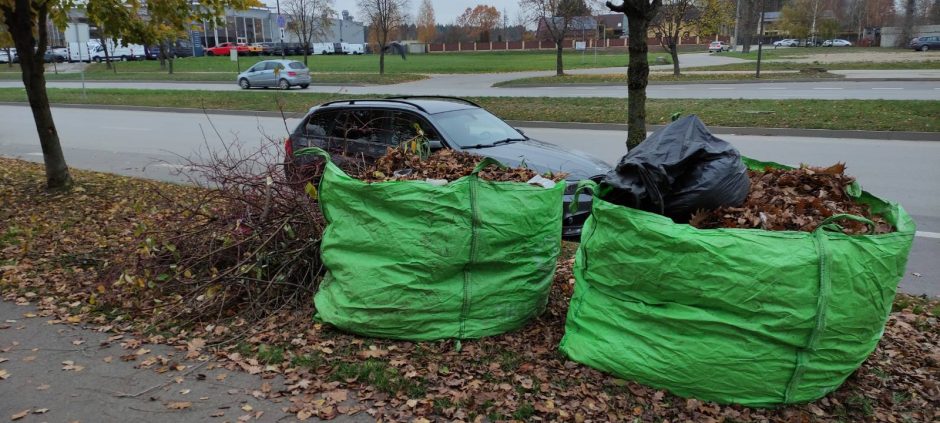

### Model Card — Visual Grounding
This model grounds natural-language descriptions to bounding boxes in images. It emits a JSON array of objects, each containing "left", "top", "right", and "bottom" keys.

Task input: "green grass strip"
[{"left": 0, "top": 87, "right": 936, "bottom": 132}]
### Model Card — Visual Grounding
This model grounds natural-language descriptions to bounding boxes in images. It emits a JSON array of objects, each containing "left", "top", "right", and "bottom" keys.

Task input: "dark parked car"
[
  {"left": 285, "top": 97, "right": 612, "bottom": 237},
  {"left": 910, "top": 36, "right": 940, "bottom": 51},
  {"left": 43, "top": 49, "right": 67, "bottom": 63},
  {"left": 145, "top": 40, "right": 195, "bottom": 60}
]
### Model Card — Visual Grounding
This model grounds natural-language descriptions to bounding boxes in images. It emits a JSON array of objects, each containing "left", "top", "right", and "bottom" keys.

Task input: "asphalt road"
[
  {"left": 0, "top": 105, "right": 936, "bottom": 296},
  {"left": 2, "top": 79, "right": 937, "bottom": 100}
]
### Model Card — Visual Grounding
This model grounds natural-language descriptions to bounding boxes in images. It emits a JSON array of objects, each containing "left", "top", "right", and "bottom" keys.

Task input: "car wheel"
[
  {"left": 239, "top": 78, "right": 250, "bottom": 89},
  {"left": 300, "top": 84, "right": 309, "bottom": 89},
  {"left": 93, "top": 57, "right": 101, "bottom": 63},
  {"left": 278, "top": 79, "right": 290, "bottom": 90},
  {"left": 922, "top": 45, "right": 929, "bottom": 52},
  {"left": 206, "top": 51, "right": 214, "bottom": 56}
]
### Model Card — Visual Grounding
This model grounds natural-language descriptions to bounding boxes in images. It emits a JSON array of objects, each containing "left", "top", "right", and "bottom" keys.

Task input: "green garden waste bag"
[
  {"left": 295, "top": 147, "right": 564, "bottom": 341},
  {"left": 558, "top": 158, "right": 916, "bottom": 407}
]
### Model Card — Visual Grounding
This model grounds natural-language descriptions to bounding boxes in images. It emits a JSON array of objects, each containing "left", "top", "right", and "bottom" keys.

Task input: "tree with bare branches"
[
  {"left": 519, "top": 0, "right": 590, "bottom": 76},
  {"left": 606, "top": 0, "right": 662, "bottom": 149},
  {"left": 358, "top": 0, "right": 409, "bottom": 74},
  {"left": 652, "top": 0, "right": 696, "bottom": 76},
  {"left": 285, "top": 0, "right": 335, "bottom": 66}
]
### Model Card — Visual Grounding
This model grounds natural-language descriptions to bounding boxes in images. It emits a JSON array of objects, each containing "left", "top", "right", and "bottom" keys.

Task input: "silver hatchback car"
[{"left": 237, "top": 59, "right": 311, "bottom": 90}]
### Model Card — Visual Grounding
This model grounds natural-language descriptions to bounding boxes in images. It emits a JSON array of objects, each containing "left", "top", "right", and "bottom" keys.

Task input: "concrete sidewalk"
[{"left": 0, "top": 300, "right": 367, "bottom": 422}]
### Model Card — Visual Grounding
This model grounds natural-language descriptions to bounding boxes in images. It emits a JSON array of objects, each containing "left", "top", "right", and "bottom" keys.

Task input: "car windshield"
[{"left": 434, "top": 108, "right": 526, "bottom": 148}]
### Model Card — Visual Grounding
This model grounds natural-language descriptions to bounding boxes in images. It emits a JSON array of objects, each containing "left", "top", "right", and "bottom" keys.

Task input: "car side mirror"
[{"left": 428, "top": 140, "right": 443, "bottom": 150}]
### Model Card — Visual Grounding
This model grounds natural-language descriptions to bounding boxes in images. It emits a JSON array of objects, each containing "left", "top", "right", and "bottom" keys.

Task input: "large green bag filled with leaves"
[
  {"left": 296, "top": 147, "right": 564, "bottom": 341},
  {"left": 558, "top": 159, "right": 916, "bottom": 407}
]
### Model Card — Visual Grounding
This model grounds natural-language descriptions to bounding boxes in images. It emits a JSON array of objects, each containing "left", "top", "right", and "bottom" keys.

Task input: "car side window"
[
  {"left": 303, "top": 110, "right": 338, "bottom": 139},
  {"left": 389, "top": 112, "right": 441, "bottom": 147},
  {"left": 331, "top": 109, "right": 391, "bottom": 145},
  {"left": 248, "top": 64, "right": 263, "bottom": 72},
  {"left": 265, "top": 62, "right": 282, "bottom": 71}
]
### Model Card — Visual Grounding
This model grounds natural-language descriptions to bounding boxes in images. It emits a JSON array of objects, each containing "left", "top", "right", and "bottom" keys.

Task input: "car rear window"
[{"left": 289, "top": 62, "right": 306, "bottom": 69}]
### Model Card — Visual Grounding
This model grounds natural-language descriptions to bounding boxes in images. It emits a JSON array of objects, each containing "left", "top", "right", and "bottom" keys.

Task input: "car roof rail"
[
  {"left": 384, "top": 96, "right": 481, "bottom": 108},
  {"left": 318, "top": 98, "right": 429, "bottom": 113}
]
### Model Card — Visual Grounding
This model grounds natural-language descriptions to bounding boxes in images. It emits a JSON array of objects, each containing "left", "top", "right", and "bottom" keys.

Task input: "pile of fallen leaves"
[
  {"left": 356, "top": 147, "right": 567, "bottom": 183},
  {"left": 2, "top": 158, "right": 937, "bottom": 422},
  {"left": 691, "top": 163, "right": 893, "bottom": 234}
]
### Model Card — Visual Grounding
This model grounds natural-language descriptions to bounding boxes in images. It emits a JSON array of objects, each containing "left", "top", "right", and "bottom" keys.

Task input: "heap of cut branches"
[
  {"left": 116, "top": 136, "right": 325, "bottom": 335},
  {"left": 357, "top": 147, "right": 567, "bottom": 183},
  {"left": 690, "top": 163, "right": 893, "bottom": 235}
]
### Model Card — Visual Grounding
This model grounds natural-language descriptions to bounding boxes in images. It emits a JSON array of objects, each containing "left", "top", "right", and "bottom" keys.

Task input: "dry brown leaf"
[
  {"left": 167, "top": 401, "right": 192, "bottom": 410},
  {"left": 10, "top": 409, "right": 30, "bottom": 421}
]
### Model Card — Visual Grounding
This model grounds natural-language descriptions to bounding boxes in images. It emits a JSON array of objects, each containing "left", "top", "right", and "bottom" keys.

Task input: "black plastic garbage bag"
[{"left": 600, "top": 115, "right": 749, "bottom": 222}]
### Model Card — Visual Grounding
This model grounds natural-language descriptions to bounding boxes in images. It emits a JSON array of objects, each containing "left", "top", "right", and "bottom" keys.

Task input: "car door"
[
  {"left": 264, "top": 61, "right": 283, "bottom": 87},
  {"left": 245, "top": 62, "right": 265, "bottom": 85}
]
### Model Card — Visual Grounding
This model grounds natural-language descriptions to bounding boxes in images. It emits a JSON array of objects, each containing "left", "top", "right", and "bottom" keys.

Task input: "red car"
[{"left": 205, "top": 42, "right": 251, "bottom": 56}]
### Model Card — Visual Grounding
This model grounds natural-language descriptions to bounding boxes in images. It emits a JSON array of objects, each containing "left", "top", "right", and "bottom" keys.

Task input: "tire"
[
  {"left": 121, "top": 55, "right": 128, "bottom": 61},
  {"left": 922, "top": 45, "right": 929, "bottom": 52},
  {"left": 93, "top": 56, "right": 101, "bottom": 63},
  {"left": 206, "top": 51, "right": 214, "bottom": 56},
  {"left": 278, "top": 79, "right": 290, "bottom": 90},
  {"left": 300, "top": 84, "right": 309, "bottom": 89},
  {"left": 238, "top": 78, "right": 250, "bottom": 89}
]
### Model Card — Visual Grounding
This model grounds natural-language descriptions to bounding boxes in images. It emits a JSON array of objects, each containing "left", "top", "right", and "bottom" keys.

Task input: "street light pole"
[
  {"left": 732, "top": 0, "right": 742, "bottom": 52},
  {"left": 277, "top": 0, "right": 285, "bottom": 59},
  {"left": 756, "top": 0, "right": 765, "bottom": 78}
]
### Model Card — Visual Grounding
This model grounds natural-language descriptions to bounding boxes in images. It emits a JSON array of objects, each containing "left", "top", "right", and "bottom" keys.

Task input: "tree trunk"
[
  {"left": 626, "top": 15, "right": 652, "bottom": 149},
  {"left": 667, "top": 37, "right": 680, "bottom": 75},
  {"left": 379, "top": 45, "right": 386, "bottom": 75},
  {"left": 898, "top": 0, "right": 916, "bottom": 47},
  {"left": 4, "top": 0, "right": 72, "bottom": 190},
  {"left": 5, "top": 47, "right": 13, "bottom": 67},
  {"left": 303, "top": 41, "right": 309, "bottom": 66},
  {"left": 100, "top": 36, "right": 112, "bottom": 70},
  {"left": 555, "top": 42, "right": 564, "bottom": 76}
]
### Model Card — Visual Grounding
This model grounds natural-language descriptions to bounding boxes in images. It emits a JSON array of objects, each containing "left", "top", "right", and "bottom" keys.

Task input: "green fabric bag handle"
[
  {"left": 293, "top": 146, "right": 331, "bottom": 161},
  {"left": 570, "top": 179, "right": 599, "bottom": 215},
  {"left": 815, "top": 214, "right": 876, "bottom": 235},
  {"left": 471, "top": 157, "right": 507, "bottom": 174}
]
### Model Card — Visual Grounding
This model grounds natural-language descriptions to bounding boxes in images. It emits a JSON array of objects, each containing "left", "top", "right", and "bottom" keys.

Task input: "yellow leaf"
[{"left": 304, "top": 182, "right": 318, "bottom": 200}]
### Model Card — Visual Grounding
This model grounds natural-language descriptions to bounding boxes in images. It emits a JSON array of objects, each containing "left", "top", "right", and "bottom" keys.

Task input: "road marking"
[
  {"left": 101, "top": 126, "right": 152, "bottom": 131},
  {"left": 708, "top": 87, "right": 735, "bottom": 90},
  {"left": 812, "top": 87, "right": 843, "bottom": 90},
  {"left": 917, "top": 231, "right": 940, "bottom": 239},
  {"left": 871, "top": 88, "right": 903, "bottom": 90},
  {"left": 759, "top": 87, "right": 787, "bottom": 90}
]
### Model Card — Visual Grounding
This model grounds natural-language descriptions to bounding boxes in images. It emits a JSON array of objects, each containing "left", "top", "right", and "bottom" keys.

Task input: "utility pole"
[
  {"left": 756, "top": 0, "right": 765, "bottom": 78},
  {"left": 810, "top": 0, "right": 819, "bottom": 46},
  {"left": 277, "top": 0, "right": 285, "bottom": 59},
  {"left": 732, "top": 0, "right": 742, "bottom": 51}
]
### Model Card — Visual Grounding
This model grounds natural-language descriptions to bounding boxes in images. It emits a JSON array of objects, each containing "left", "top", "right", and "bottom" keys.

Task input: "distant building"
[{"left": 54, "top": 6, "right": 365, "bottom": 49}]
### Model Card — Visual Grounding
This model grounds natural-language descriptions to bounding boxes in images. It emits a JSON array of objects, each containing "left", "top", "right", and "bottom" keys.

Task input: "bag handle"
[
  {"left": 471, "top": 157, "right": 507, "bottom": 175},
  {"left": 293, "top": 146, "right": 331, "bottom": 161},
  {"left": 815, "top": 214, "right": 875, "bottom": 235},
  {"left": 569, "top": 179, "right": 599, "bottom": 215}
]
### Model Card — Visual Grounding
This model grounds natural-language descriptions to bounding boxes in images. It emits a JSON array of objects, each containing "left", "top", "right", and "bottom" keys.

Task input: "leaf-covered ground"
[{"left": 1, "top": 157, "right": 938, "bottom": 422}]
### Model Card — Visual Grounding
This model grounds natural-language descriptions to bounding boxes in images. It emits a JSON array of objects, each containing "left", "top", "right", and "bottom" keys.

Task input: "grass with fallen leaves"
[
  {"left": 1, "top": 157, "right": 937, "bottom": 421},
  {"left": 0, "top": 88, "right": 937, "bottom": 132},
  {"left": 686, "top": 60, "right": 940, "bottom": 71}
]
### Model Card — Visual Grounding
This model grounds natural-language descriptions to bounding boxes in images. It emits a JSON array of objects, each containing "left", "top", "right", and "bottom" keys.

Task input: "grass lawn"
[
  {"left": 0, "top": 70, "right": 426, "bottom": 85},
  {"left": 0, "top": 51, "right": 667, "bottom": 76},
  {"left": 493, "top": 71, "right": 843, "bottom": 87},
  {"left": 0, "top": 87, "right": 936, "bottom": 132},
  {"left": 687, "top": 61, "right": 940, "bottom": 72}
]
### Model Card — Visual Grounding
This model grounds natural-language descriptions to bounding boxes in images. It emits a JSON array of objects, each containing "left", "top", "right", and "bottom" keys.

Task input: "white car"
[
  {"left": 823, "top": 39, "right": 852, "bottom": 47},
  {"left": 773, "top": 39, "right": 799, "bottom": 47},
  {"left": 708, "top": 41, "right": 729, "bottom": 52},
  {"left": 0, "top": 49, "right": 16, "bottom": 63}
]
